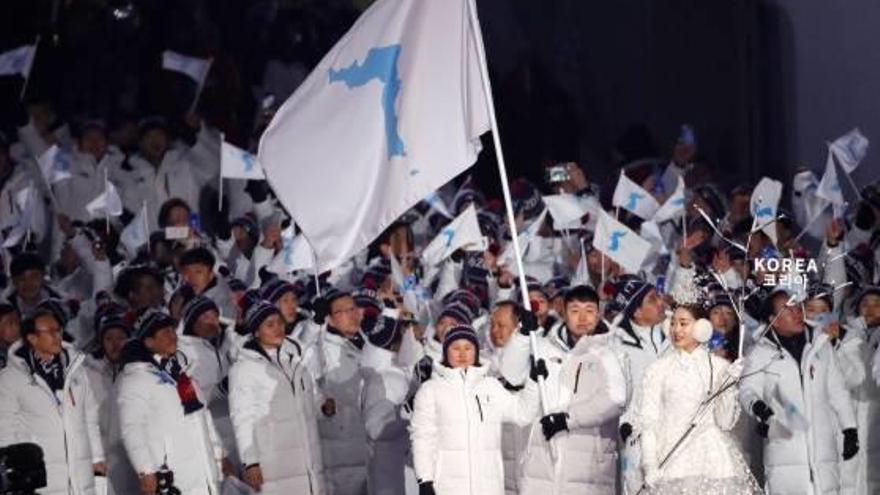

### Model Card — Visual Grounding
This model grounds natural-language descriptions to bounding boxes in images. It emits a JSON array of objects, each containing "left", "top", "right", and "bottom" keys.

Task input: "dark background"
[{"left": 1, "top": 0, "right": 877, "bottom": 203}]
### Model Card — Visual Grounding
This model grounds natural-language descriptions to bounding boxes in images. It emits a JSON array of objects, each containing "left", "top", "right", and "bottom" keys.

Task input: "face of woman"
[
  {"left": 671, "top": 308, "right": 700, "bottom": 352},
  {"left": 277, "top": 292, "right": 299, "bottom": 322},
  {"left": 102, "top": 327, "right": 128, "bottom": 363},
  {"left": 446, "top": 339, "right": 476, "bottom": 368},
  {"left": 804, "top": 298, "right": 831, "bottom": 321},
  {"left": 257, "top": 314, "right": 285, "bottom": 348},
  {"left": 709, "top": 305, "right": 737, "bottom": 333}
]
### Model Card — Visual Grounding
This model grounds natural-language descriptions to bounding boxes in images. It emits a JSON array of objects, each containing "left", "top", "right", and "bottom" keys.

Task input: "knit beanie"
[
  {"left": 134, "top": 309, "right": 176, "bottom": 340},
  {"left": 181, "top": 296, "right": 219, "bottom": 335},
  {"left": 442, "top": 325, "right": 481, "bottom": 366}
]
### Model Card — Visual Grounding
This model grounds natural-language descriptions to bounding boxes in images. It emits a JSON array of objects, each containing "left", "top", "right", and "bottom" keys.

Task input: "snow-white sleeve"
[
  {"left": 494, "top": 378, "right": 540, "bottom": 427},
  {"left": 83, "top": 373, "right": 105, "bottom": 463},
  {"left": 410, "top": 382, "right": 439, "bottom": 483},
  {"left": 737, "top": 350, "right": 767, "bottom": 419},
  {"left": 228, "top": 363, "right": 262, "bottom": 466},
  {"left": 117, "top": 375, "right": 159, "bottom": 474},
  {"left": 637, "top": 361, "right": 664, "bottom": 476},
  {"left": 826, "top": 349, "right": 857, "bottom": 430},
  {"left": 249, "top": 245, "right": 275, "bottom": 288},
  {"left": 0, "top": 372, "right": 24, "bottom": 446},
  {"left": 567, "top": 352, "right": 627, "bottom": 429},
  {"left": 711, "top": 359, "right": 740, "bottom": 431},
  {"left": 362, "top": 373, "right": 408, "bottom": 442},
  {"left": 873, "top": 342, "right": 880, "bottom": 386},
  {"left": 836, "top": 329, "right": 867, "bottom": 391},
  {"left": 498, "top": 332, "right": 532, "bottom": 387}
]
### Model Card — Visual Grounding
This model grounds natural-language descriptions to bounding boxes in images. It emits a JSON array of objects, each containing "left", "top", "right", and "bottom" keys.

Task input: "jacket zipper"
[
  {"left": 573, "top": 363, "right": 583, "bottom": 394},
  {"left": 475, "top": 395, "right": 484, "bottom": 422}
]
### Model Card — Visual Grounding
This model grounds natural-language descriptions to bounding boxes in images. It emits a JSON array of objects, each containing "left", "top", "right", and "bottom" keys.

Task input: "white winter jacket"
[
  {"left": 739, "top": 328, "right": 857, "bottom": 494},
  {"left": 0, "top": 342, "right": 103, "bottom": 495},
  {"left": 53, "top": 147, "right": 125, "bottom": 222},
  {"left": 114, "top": 149, "right": 201, "bottom": 231},
  {"left": 410, "top": 362, "right": 539, "bottom": 495},
  {"left": 116, "top": 344, "right": 223, "bottom": 494},
  {"left": 228, "top": 338, "right": 326, "bottom": 494}
]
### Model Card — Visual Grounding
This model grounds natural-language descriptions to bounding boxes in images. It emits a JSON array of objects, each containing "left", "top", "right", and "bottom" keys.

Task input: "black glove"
[
  {"left": 529, "top": 357, "right": 548, "bottom": 382},
  {"left": 842, "top": 428, "right": 859, "bottom": 460},
  {"left": 620, "top": 422, "right": 633, "bottom": 443},
  {"left": 540, "top": 413, "right": 569, "bottom": 441},
  {"left": 755, "top": 422, "right": 770, "bottom": 439},
  {"left": 518, "top": 310, "right": 539, "bottom": 336},
  {"left": 418, "top": 480, "right": 436, "bottom": 495},
  {"left": 312, "top": 297, "right": 329, "bottom": 325},
  {"left": 245, "top": 180, "right": 270, "bottom": 203},
  {"left": 751, "top": 400, "right": 774, "bottom": 423}
]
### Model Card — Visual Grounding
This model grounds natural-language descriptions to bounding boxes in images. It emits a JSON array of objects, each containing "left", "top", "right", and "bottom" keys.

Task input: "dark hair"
[
  {"left": 179, "top": 247, "right": 216, "bottom": 269},
  {"left": 21, "top": 309, "right": 61, "bottom": 337},
  {"left": 564, "top": 285, "right": 600, "bottom": 306},
  {"left": 114, "top": 265, "right": 163, "bottom": 299},
  {"left": 673, "top": 303, "right": 708, "bottom": 321},
  {"left": 10, "top": 252, "right": 46, "bottom": 279},
  {"left": 158, "top": 198, "right": 191, "bottom": 228}
]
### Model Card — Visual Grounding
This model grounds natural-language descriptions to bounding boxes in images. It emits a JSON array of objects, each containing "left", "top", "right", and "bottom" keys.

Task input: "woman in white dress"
[{"left": 638, "top": 303, "right": 762, "bottom": 494}]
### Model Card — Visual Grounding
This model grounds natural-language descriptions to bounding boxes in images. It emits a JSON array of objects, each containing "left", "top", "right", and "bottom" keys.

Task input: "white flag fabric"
[
  {"left": 593, "top": 210, "right": 651, "bottom": 274},
  {"left": 269, "top": 227, "right": 315, "bottom": 274},
  {"left": 221, "top": 141, "right": 265, "bottom": 180},
  {"left": 421, "top": 204, "right": 484, "bottom": 267},
  {"left": 571, "top": 240, "right": 590, "bottom": 286},
  {"left": 829, "top": 128, "right": 869, "bottom": 174},
  {"left": 653, "top": 176, "right": 686, "bottom": 223},
  {"left": 37, "top": 145, "right": 73, "bottom": 184},
  {"left": 750, "top": 177, "right": 783, "bottom": 246},
  {"left": 120, "top": 203, "right": 149, "bottom": 256},
  {"left": 0, "top": 44, "right": 37, "bottom": 78},
  {"left": 543, "top": 194, "right": 591, "bottom": 230},
  {"left": 161, "top": 50, "right": 212, "bottom": 85},
  {"left": 424, "top": 192, "right": 452, "bottom": 219},
  {"left": 86, "top": 181, "right": 123, "bottom": 218},
  {"left": 816, "top": 153, "right": 845, "bottom": 206},
  {"left": 612, "top": 172, "right": 660, "bottom": 220},
  {"left": 498, "top": 208, "right": 548, "bottom": 271},
  {"left": 258, "top": 0, "right": 490, "bottom": 272}
]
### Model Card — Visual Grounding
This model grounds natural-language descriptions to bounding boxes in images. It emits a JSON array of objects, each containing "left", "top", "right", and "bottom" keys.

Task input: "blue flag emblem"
[
  {"left": 671, "top": 197, "right": 685, "bottom": 207},
  {"left": 54, "top": 151, "right": 71, "bottom": 172},
  {"left": 241, "top": 151, "right": 256, "bottom": 172},
  {"left": 441, "top": 227, "right": 455, "bottom": 248},
  {"left": 625, "top": 192, "right": 643, "bottom": 211},
  {"left": 330, "top": 44, "right": 405, "bottom": 159},
  {"left": 283, "top": 237, "right": 295, "bottom": 265},
  {"left": 755, "top": 206, "right": 773, "bottom": 218},
  {"left": 608, "top": 231, "right": 627, "bottom": 252}
]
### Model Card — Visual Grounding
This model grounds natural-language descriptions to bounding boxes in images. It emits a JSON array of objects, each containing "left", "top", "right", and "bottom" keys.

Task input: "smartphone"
[
  {"left": 165, "top": 226, "right": 190, "bottom": 240},
  {"left": 545, "top": 164, "right": 570, "bottom": 184}
]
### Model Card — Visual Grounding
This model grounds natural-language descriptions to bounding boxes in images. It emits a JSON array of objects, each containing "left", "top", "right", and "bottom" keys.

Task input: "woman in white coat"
[
  {"left": 0, "top": 309, "right": 104, "bottom": 495},
  {"left": 228, "top": 296, "right": 326, "bottom": 494},
  {"left": 117, "top": 309, "right": 224, "bottom": 495},
  {"left": 410, "top": 324, "right": 539, "bottom": 495},
  {"left": 638, "top": 303, "right": 761, "bottom": 494}
]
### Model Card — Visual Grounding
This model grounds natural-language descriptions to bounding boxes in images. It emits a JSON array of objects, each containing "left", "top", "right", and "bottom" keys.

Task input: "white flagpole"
[
  {"left": 19, "top": 36, "right": 39, "bottom": 101},
  {"left": 466, "top": 0, "right": 556, "bottom": 462},
  {"left": 142, "top": 200, "right": 150, "bottom": 256},
  {"left": 218, "top": 133, "right": 225, "bottom": 211},
  {"left": 188, "top": 57, "right": 213, "bottom": 115},
  {"left": 104, "top": 168, "right": 110, "bottom": 234}
]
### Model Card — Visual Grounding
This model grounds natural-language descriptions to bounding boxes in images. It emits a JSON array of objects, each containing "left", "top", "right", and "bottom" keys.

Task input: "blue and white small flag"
[
  {"left": 269, "top": 226, "right": 315, "bottom": 274},
  {"left": 543, "top": 193, "right": 593, "bottom": 231},
  {"left": 816, "top": 153, "right": 845, "bottom": 206},
  {"left": 0, "top": 44, "right": 37, "bottom": 78},
  {"left": 120, "top": 203, "right": 149, "bottom": 256},
  {"left": 162, "top": 50, "right": 212, "bottom": 85},
  {"left": 653, "top": 176, "right": 686, "bottom": 223},
  {"left": 85, "top": 180, "right": 123, "bottom": 218},
  {"left": 37, "top": 145, "right": 73, "bottom": 185},
  {"left": 750, "top": 177, "right": 783, "bottom": 246},
  {"left": 612, "top": 171, "right": 660, "bottom": 220},
  {"left": 829, "top": 128, "right": 869, "bottom": 174},
  {"left": 593, "top": 209, "right": 651, "bottom": 274},
  {"left": 421, "top": 204, "right": 484, "bottom": 267},
  {"left": 221, "top": 141, "right": 264, "bottom": 180}
]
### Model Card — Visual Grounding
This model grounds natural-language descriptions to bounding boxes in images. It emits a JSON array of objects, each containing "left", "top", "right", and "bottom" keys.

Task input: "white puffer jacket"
[
  {"left": 360, "top": 342, "right": 417, "bottom": 495},
  {"left": 52, "top": 147, "right": 126, "bottom": 223},
  {"left": 501, "top": 326, "right": 628, "bottom": 495},
  {"left": 116, "top": 344, "right": 223, "bottom": 495},
  {"left": 228, "top": 338, "right": 326, "bottom": 495},
  {"left": 114, "top": 149, "right": 200, "bottom": 231},
  {"left": 410, "top": 362, "right": 539, "bottom": 495},
  {"left": 83, "top": 356, "right": 139, "bottom": 495},
  {"left": 0, "top": 341, "right": 103, "bottom": 495},
  {"left": 739, "top": 329, "right": 857, "bottom": 494},
  {"left": 304, "top": 329, "right": 369, "bottom": 495}
]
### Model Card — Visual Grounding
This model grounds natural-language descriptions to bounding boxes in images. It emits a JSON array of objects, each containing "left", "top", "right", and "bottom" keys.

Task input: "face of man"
[
  {"left": 434, "top": 316, "right": 460, "bottom": 342},
  {"left": 328, "top": 296, "right": 362, "bottom": 338},
  {"left": 771, "top": 294, "right": 805, "bottom": 336},
  {"left": 633, "top": 289, "right": 666, "bottom": 327},
  {"left": 166, "top": 205, "right": 190, "bottom": 228},
  {"left": 528, "top": 291, "right": 549, "bottom": 322},
  {"left": 130, "top": 274, "right": 164, "bottom": 310},
  {"left": 13, "top": 268, "right": 45, "bottom": 304},
  {"left": 564, "top": 300, "right": 600, "bottom": 340},
  {"left": 192, "top": 310, "right": 220, "bottom": 340},
  {"left": 26, "top": 315, "right": 63, "bottom": 359},
  {"left": 859, "top": 294, "right": 880, "bottom": 327},
  {"left": 0, "top": 312, "right": 21, "bottom": 346},
  {"left": 102, "top": 327, "right": 128, "bottom": 363},
  {"left": 277, "top": 292, "right": 299, "bottom": 323},
  {"left": 80, "top": 128, "right": 108, "bottom": 161},
  {"left": 145, "top": 327, "right": 178, "bottom": 357},
  {"left": 490, "top": 305, "right": 518, "bottom": 348},
  {"left": 181, "top": 264, "right": 214, "bottom": 294},
  {"left": 139, "top": 128, "right": 169, "bottom": 165},
  {"left": 256, "top": 313, "right": 285, "bottom": 349},
  {"left": 804, "top": 298, "right": 831, "bottom": 321}
]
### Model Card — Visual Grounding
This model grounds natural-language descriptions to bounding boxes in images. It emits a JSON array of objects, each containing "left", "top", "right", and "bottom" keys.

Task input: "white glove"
[{"left": 727, "top": 358, "right": 744, "bottom": 380}]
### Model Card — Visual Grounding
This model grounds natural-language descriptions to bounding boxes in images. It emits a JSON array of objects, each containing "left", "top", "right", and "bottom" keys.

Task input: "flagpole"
[
  {"left": 104, "top": 168, "right": 110, "bottom": 235},
  {"left": 218, "top": 133, "right": 225, "bottom": 212},
  {"left": 188, "top": 57, "right": 213, "bottom": 115},
  {"left": 19, "top": 36, "right": 39, "bottom": 101},
  {"left": 466, "top": 0, "right": 556, "bottom": 463},
  {"left": 142, "top": 200, "right": 150, "bottom": 257},
  {"left": 830, "top": 146, "right": 864, "bottom": 201}
]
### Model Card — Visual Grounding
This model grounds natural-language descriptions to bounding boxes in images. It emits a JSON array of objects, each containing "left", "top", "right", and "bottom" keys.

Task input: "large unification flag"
[
  {"left": 258, "top": 0, "right": 490, "bottom": 272},
  {"left": 0, "top": 44, "right": 37, "bottom": 78},
  {"left": 162, "top": 50, "right": 212, "bottom": 85},
  {"left": 829, "top": 128, "right": 869, "bottom": 174},
  {"left": 221, "top": 141, "right": 264, "bottom": 180},
  {"left": 750, "top": 177, "right": 783, "bottom": 246},
  {"left": 37, "top": 145, "right": 73, "bottom": 184},
  {"left": 593, "top": 210, "right": 651, "bottom": 275},
  {"left": 612, "top": 171, "right": 660, "bottom": 220}
]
